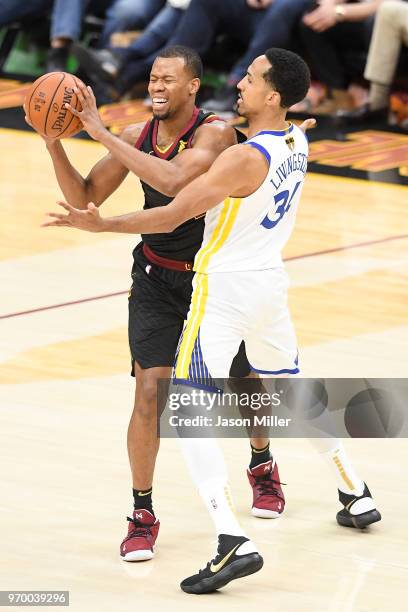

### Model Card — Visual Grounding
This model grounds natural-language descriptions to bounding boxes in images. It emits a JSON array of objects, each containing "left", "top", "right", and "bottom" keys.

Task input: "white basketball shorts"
[{"left": 173, "top": 268, "right": 299, "bottom": 390}]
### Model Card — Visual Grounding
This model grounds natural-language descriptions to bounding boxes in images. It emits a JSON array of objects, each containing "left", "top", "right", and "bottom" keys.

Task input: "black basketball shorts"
[{"left": 128, "top": 243, "right": 250, "bottom": 376}]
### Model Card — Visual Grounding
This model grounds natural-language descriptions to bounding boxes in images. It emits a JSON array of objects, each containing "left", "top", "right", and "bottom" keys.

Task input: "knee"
[
  {"left": 134, "top": 378, "right": 159, "bottom": 421},
  {"left": 140, "top": 381, "right": 158, "bottom": 407},
  {"left": 376, "top": 0, "right": 404, "bottom": 24}
]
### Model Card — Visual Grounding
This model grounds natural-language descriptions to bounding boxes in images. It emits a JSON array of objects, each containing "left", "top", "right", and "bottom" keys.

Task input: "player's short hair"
[
  {"left": 263, "top": 48, "right": 311, "bottom": 108},
  {"left": 156, "top": 45, "right": 203, "bottom": 80}
]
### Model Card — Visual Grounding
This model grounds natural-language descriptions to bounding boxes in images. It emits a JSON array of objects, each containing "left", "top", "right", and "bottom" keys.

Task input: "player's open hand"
[
  {"left": 42, "top": 201, "right": 105, "bottom": 232},
  {"left": 299, "top": 118, "right": 316, "bottom": 133},
  {"left": 64, "top": 83, "right": 106, "bottom": 141}
]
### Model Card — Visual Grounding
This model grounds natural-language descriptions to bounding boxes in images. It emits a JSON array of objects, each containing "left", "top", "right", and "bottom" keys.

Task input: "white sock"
[
  {"left": 199, "top": 477, "right": 246, "bottom": 537},
  {"left": 178, "top": 436, "right": 247, "bottom": 537},
  {"left": 310, "top": 438, "right": 365, "bottom": 496}
]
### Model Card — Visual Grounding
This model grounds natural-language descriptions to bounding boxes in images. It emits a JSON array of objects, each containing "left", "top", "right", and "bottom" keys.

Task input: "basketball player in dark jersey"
[
  {"left": 46, "top": 48, "right": 381, "bottom": 596},
  {"left": 29, "top": 45, "right": 259, "bottom": 561}
]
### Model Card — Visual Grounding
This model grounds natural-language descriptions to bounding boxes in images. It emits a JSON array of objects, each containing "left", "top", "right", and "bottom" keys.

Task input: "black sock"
[
  {"left": 133, "top": 487, "right": 154, "bottom": 516},
  {"left": 250, "top": 443, "right": 271, "bottom": 469}
]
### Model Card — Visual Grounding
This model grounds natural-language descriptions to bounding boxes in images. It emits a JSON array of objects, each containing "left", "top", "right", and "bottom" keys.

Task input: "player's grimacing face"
[
  {"left": 237, "top": 56, "right": 275, "bottom": 117},
  {"left": 148, "top": 57, "right": 199, "bottom": 120}
]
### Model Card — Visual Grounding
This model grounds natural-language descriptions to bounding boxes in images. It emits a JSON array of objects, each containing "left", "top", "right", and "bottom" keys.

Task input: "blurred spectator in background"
[
  {"left": 298, "top": 0, "right": 384, "bottom": 114},
  {"left": 0, "top": 0, "right": 111, "bottom": 71},
  {"left": 196, "top": 0, "right": 312, "bottom": 111},
  {"left": 46, "top": 0, "right": 112, "bottom": 71},
  {"left": 73, "top": 0, "right": 187, "bottom": 93},
  {"left": 340, "top": 0, "right": 408, "bottom": 123},
  {"left": 98, "top": 0, "right": 166, "bottom": 47},
  {"left": 0, "top": 0, "right": 163, "bottom": 72},
  {"left": 72, "top": 0, "right": 312, "bottom": 108},
  {"left": 50, "top": 0, "right": 167, "bottom": 69},
  {"left": 0, "top": 0, "right": 52, "bottom": 29}
]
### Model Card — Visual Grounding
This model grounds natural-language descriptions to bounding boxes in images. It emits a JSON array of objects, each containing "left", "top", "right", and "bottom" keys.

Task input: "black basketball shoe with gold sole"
[
  {"left": 337, "top": 483, "right": 381, "bottom": 529},
  {"left": 180, "top": 534, "right": 263, "bottom": 595}
]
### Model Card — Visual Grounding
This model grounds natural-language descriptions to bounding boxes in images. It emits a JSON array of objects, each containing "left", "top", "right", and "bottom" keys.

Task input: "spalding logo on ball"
[{"left": 24, "top": 72, "right": 84, "bottom": 139}]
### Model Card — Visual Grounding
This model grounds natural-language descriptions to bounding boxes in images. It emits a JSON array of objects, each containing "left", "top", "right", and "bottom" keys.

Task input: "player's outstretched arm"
[
  {"left": 42, "top": 144, "right": 268, "bottom": 234},
  {"left": 158, "top": 143, "right": 268, "bottom": 227},
  {"left": 66, "top": 83, "right": 237, "bottom": 196}
]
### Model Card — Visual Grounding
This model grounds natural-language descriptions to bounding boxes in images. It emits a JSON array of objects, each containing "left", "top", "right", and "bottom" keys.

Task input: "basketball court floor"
[{"left": 0, "top": 104, "right": 407, "bottom": 610}]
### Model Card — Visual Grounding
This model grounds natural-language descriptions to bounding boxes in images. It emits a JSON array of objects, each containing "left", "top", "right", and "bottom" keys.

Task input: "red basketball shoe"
[
  {"left": 120, "top": 509, "right": 160, "bottom": 561},
  {"left": 247, "top": 459, "right": 285, "bottom": 518}
]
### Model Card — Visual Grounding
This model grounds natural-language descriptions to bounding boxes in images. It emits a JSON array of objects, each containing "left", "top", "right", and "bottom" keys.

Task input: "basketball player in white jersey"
[{"left": 45, "top": 48, "right": 381, "bottom": 595}]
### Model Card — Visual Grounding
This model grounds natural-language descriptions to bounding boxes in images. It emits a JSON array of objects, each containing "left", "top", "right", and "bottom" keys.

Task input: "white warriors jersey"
[{"left": 193, "top": 123, "right": 308, "bottom": 273}]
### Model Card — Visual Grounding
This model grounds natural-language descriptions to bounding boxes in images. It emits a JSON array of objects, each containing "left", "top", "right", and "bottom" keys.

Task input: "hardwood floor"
[{"left": 0, "top": 128, "right": 407, "bottom": 611}]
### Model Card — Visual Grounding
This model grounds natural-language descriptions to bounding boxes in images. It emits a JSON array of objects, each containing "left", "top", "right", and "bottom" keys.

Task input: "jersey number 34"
[{"left": 261, "top": 181, "right": 301, "bottom": 230}]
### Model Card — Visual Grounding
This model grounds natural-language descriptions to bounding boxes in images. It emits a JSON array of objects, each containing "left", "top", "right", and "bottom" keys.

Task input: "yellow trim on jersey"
[
  {"left": 157, "top": 139, "right": 187, "bottom": 153},
  {"left": 194, "top": 197, "right": 242, "bottom": 273},
  {"left": 156, "top": 142, "right": 172, "bottom": 153},
  {"left": 176, "top": 198, "right": 242, "bottom": 377},
  {"left": 175, "top": 273, "right": 209, "bottom": 378}
]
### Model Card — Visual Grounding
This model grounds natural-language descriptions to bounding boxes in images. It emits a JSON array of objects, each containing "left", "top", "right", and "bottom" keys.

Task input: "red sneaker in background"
[
  {"left": 120, "top": 509, "right": 160, "bottom": 561},
  {"left": 247, "top": 459, "right": 285, "bottom": 519}
]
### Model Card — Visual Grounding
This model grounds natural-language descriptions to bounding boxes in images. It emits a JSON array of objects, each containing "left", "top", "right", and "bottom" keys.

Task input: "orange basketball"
[{"left": 24, "top": 72, "right": 84, "bottom": 139}]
